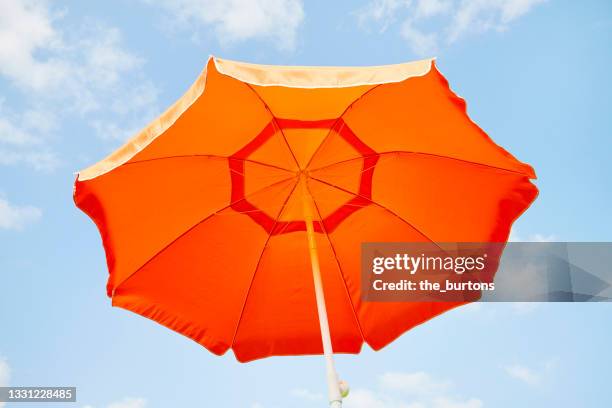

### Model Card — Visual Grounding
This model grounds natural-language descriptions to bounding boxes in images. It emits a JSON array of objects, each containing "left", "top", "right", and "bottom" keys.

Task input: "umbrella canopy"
[{"left": 74, "top": 57, "right": 537, "bottom": 365}]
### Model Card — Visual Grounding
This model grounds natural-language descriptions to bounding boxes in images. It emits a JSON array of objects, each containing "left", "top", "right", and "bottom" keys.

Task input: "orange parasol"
[{"left": 74, "top": 57, "right": 537, "bottom": 406}]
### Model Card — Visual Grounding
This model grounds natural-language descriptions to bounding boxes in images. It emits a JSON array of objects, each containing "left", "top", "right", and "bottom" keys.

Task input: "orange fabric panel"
[
  {"left": 129, "top": 60, "right": 272, "bottom": 162},
  {"left": 318, "top": 200, "right": 451, "bottom": 350},
  {"left": 246, "top": 127, "right": 298, "bottom": 172},
  {"left": 307, "top": 178, "right": 361, "bottom": 220},
  {"left": 112, "top": 206, "right": 271, "bottom": 356},
  {"left": 308, "top": 122, "right": 364, "bottom": 171},
  {"left": 232, "top": 229, "right": 362, "bottom": 362},
  {"left": 311, "top": 152, "right": 537, "bottom": 242},
  {"left": 282, "top": 128, "right": 329, "bottom": 169},
  {"left": 242, "top": 162, "right": 295, "bottom": 198},
  {"left": 276, "top": 182, "right": 306, "bottom": 222},
  {"left": 74, "top": 156, "right": 232, "bottom": 296},
  {"left": 323, "top": 65, "right": 535, "bottom": 177}
]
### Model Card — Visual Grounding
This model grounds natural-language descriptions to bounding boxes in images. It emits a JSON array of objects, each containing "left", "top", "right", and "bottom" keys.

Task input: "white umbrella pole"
[{"left": 301, "top": 178, "right": 344, "bottom": 408}]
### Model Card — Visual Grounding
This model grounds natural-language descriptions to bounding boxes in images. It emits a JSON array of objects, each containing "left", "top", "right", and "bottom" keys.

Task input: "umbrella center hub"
[{"left": 228, "top": 117, "right": 380, "bottom": 235}]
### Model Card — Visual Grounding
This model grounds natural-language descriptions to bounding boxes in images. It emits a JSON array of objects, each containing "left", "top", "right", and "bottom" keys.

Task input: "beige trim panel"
[
  {"left": 77, "top": 65, "right": 209, "bottom": 181},
  {"left": 213, "top": 56, "right": 435, "bottom": 88}
]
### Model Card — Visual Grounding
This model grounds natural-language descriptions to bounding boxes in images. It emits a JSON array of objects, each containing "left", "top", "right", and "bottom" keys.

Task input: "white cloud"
[
  {"left": 355, "top": 0, "right": 412, "bottom": 31},
  {"left": 380, "top": 371, "right": 451, "bottom": 396},
  {"left": 503, "top": 364, "right": 541, "bottom": 386},
  {"left": 0, "top": 0, "right": 159, "bottom": 170},
  {"left": 345, "top": 387, "right": 481, "bottom": 408},
  {"left": 0, "top": 2, "right": 143, "bottom": 103},
  {"left": 433, "top": 397, "right": 482, "bottom": 408},
  {"left": 447, "top": 0, "right": 547, "bottom": 43},
  {"left": 499, "top": 0, "right": 547, "bottom": 23},
  {"left": 345, "top": 389, "right": 401, "bottom": 408},
  {"left": 0, "top": 197, "right": 42, "bottom": 230},
  {"left": 503, "top": 359, "right": 558, "bottom": 387},
  {"left": 431, "top": 397, "right": 483, "bottom": 408},
  {"left": 251, "top": 403, "right": 264, "bottom": 408},
  {"left": 460, "top": 302, "right": 482, "bottom": 312},
  {"left": 0, "top": 358, "right": 8, "bottom": 386},
  {"left": 91, "top": 81, "right": 160, "bottom": 141},
  {"left": 0, "top": 115, "right": 40, "bottom": 146},
  {"left": 0, "top": 356, "right": 10, "bottom": 408},
  {"left": 146, "top": 0, "right": 305, "bottom": 50},
  {"left": 509, "top": 230, "right": 556, "bottom": 242},
  {"left": 291, "top": 387, "right": 324, "bottom": 401},
  {"left": 510, "top": 302, "right": 539, "bottom": 314},
  {"left": 0, "top": 150, "right": 59, "bottom": 171},
  {"left": 530, "top": 233, "right": 556, "bottom": 242},
  {"left": 0, "top": 0, "right": 65, "bottom": 91},
  {"left": 84, "top": 398, "right": 147, "bottom": 408},
  {"left": 297, "top": 371, "right": 481, "bottom": 408},
  {"left": 0, "top": 103, "right": 60, "bottom": 171},
  {"left": 401, "top": 21, "right": 440, "bottom": 55},
  {"left": 107, "top": 398, "right": 146, "bottom": 408},
  {"left": 415, "top": 0, "right": 452, "bottom": 18},
  {"left": 356, "top": 0, "right": 547, "bottom": 55}
]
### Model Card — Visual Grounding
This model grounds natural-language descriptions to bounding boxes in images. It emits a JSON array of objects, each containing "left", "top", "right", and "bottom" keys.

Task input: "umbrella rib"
[
  {"left": 111, "top": 175, "right": 298, "bottom": 294},
  {"left": 304, "top": 83, "right": 385, "bottom": 170},
  {"left": 123, "top": 154, "right": 295, "bottom": 173},
  {"left": 229, "top": 179, "right": 301, "bottom": 348},
  {"left": 240, "top": 82, "right": 301, "bottom": 169},
  {"left": 307, "top": 184, "right": 367, "bottom": 343},
  {"left": 309, "top": 175, "right": 438, "bottom": 245},
  {"left": 309, "top": 151, "right": 535, "bottom": 178}
]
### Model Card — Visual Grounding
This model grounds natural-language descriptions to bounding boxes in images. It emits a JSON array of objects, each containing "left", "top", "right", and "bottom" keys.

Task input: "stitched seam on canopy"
[
  {"left": 309, "top": 176, "right": 438, "bottom": 245},
  {"left": 303, "top": 84, "right": 385, "bottom": 170},
  {"left": 309, "top": 151, "right": 535, "bottom": 178},
  {"left": 124, "top": 154, "right": 295, "bottom": 173},
  {"left": 308, "top": 186, "right": 366, "bottom": 343},
  {"left": 239, "top": 81, "right": 301, "bottom": 169},
  {"left": 111, "top": 175, "right": 298, "bottom": 294},
  {"left": 230, "top": 180, "right": 300, "bottom": 349},
  {"left": 122, "top": 156, "right": 295, "bottom": 179}
]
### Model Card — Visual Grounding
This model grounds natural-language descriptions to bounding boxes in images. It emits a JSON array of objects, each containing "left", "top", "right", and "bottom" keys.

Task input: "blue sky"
[{"left": 0, "top": 1, "right": 611, "bottom": 407}]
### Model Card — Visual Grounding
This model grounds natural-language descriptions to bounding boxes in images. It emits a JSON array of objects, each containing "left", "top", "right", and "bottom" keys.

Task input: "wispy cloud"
[
  {"left": 509, "top": 230, "right": 556, "bottom": 242},
  {"left": 355, "top": 0, "right": 412, "bottom": 32},
  {"left": 510, "top": 302, "right": 539, "bottom": 314},
  {"left": 345, "top": 388, "right": 404, "bottom": 408},
  {"left": 431, "top": 397, "right": 483, "bottom": 408},
  {"left": 0, "top": 196, "right": 42, "bottom": 230},
  {"left": 0, "top": 2, "right": 144, "bottom": 106},
  {"left": 0, "top": 102, "right": 60, "bottom": 171},
  {"left": 143, "top": 0, "right": 305, "bottom": 50},
  {"left": 356, "top": 0, "right": 547, "bottom": 55},
  {"left": 347, "top": 388, "right": 482, "bottom": 408},
  {"left": 294, "top": 371, "right": 481, "bottom": 408},
  {"left": 0, "top": 150, "right": 60, "bottom": 171},
  {"left": 380, "top": 371, "right": 451, "bottom": 396},
  {"left": 0, "top": 356, "right": 10, "bottom": 408},
  {"left": 291, "top": 387, "right": 324, "bottom": 401},
  {"left": 107, "top": 398, "right": 147, "bottom": 408},
  {"left": 83, "top": 397, "right": 147, "bottom": 408},
  {"left": 503, "top": 364, "right": 541, "bottom": 386},
  {"left": 0, "top": 0, "right": 160, "bottom": 170},
  {"left": 503, "top": 359, "right": 558, "bottom": 387}
]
